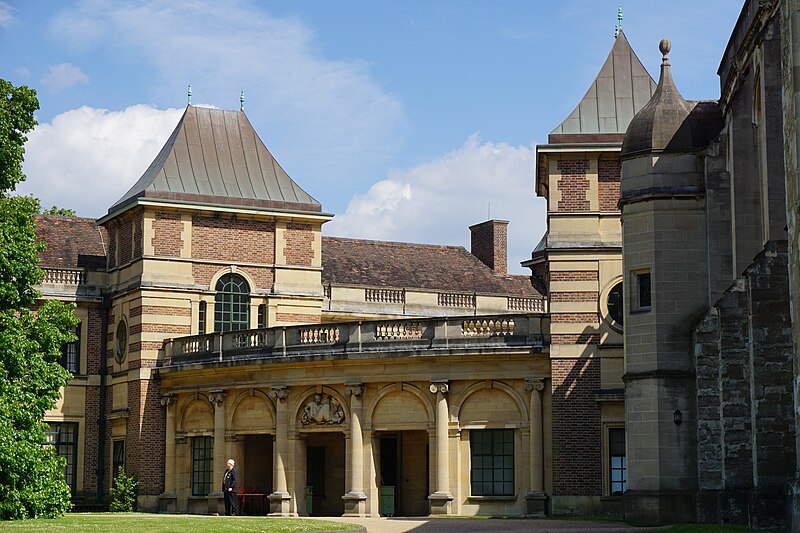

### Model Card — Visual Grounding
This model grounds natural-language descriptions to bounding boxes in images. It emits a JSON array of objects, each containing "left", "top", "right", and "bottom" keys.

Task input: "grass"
[{"left": 0, "top": 513, "right": 361, "bottom": 533}]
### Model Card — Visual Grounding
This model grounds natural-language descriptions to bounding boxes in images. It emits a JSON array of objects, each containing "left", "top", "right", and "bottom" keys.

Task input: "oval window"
[
  {"left": 607, "top": 282, "right": 624, "bottom": 328},
  {"left": 116, "top": 320, "right": 128, "bottom": 363}
]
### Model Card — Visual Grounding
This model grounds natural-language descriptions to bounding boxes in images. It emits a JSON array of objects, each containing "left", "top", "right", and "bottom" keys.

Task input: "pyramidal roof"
[
  {"left": 549, "top": 31, "right": 657, "bottom": 143},
  {"left": 106, "top": 105, "right": 322, "bottom": 216}
]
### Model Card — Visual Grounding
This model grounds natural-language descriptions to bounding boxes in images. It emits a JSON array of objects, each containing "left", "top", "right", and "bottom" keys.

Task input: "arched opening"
[{"left": 214, "top": 273, "right": 250, "bottom": 332}]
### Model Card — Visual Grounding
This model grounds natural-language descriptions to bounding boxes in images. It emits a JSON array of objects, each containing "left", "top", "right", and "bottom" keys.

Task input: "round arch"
[
  {"left": 292, "top": 386, "right": 350, "bottom": 429},
  {"left": 365, "top": 383, "right": 434, "bottom": 430},
  {"left": 179, "top": 393, "right": 214, "bottom": 433},
  {"left": 228, "top": 388, "right": 275, "bottom": 432},
  {"left": 454, "top": 381, "right": 527, "bottom": 427}
]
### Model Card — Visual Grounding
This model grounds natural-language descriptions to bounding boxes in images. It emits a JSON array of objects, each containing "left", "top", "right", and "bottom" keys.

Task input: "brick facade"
[
  {"left": 556, "top": 160, "right": 590, "bottom": 211},
  {"left": 469, "top": 220, "right": 508, "bottom": 275},
  {"left": 127, "top": 379, "right": 165, "bottom": 496},
  {"left": 285, "top": 223, "right": 314, "bottom": 266},
  {"left": 192, "top": 263, "right": 274, "bottom": 292},
  {"left": 152, "top": 212, "right": 182, "bottom": 257},
  {"left": 550, "top": 291, "right": 599, "bottom": 302},
  {"left": 275, "top": 312, "right": 321, "bottom": 324},
  {"left": 598, "top": 159, "right": 621, "bottom": 211},
  {"left": 551, "top": 312, "right": 600, "bottom": 323},
  {"left": 549, "top": 271, "right": 598, "bottom": 282},
  {"left": 551, "top": 357, "right": 602, "bottom": 496},
  {"left": 192, "top": 215, "right": 275, "bottom": 263}
]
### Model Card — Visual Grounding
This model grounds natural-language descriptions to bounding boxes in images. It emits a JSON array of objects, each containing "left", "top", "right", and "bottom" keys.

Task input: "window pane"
[
  {"left": 470, "top": 429, "right": 514, "bottom": 496},
  {"left": 214, "top": 274, "right": 250, "bottom": 332},
  {"left": 46, "top": 422, "right": 78, "bottom": 493}
]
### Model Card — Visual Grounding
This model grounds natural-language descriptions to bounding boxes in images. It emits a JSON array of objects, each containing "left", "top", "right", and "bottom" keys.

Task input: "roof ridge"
[{"left": 323, "top": 235, "right": 467, "bottom": 250}]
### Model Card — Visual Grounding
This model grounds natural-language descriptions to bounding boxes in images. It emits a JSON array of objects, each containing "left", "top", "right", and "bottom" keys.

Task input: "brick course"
[
  {"left": 550, "top": 271, "right": 598, "bottom": 282},
  {"left": 192, "top": 216, "right": 275, "bottom": 263},
  {"left": 275, "top": 312, "right": 320, "bottom": 324},
  {"left": 557, "top": 160, "right": 590, "bottom": 211},
  {"left": 551, "top": 358, "right": 602, "bottom": 496},
  {"left": 127, "top": 379, "right": 165, "bottom": 496},
  {"left": 551, "top": 312, "right": 600, "bottom": 323},
  {"left": 551, "top": 291, "right": 599, "bottom": 302},
  {"left": 285, "top": 223, "right": 314, "bottom": 266},
  {"left": 152, "top": 212, "right": 182, "bottom": 257},
  {"left": 551, "top": 333, "right": 601, "bottom": 345},
  {"left": 598, "top": 159, "right": 621, "bottom": 212},
  {"left": 193, "top": 263, "right": 274, "bottom": 292}
]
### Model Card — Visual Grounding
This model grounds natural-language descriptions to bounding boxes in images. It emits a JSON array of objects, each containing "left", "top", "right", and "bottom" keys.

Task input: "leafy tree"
[
  {"left": 0, "top": 79, "right": 76, "bottom": 519},
  {"left": 110, "top": 467, "right": 138, "bottom": 512},
  {"left": 40, "top": 206, "right": 76, "bottom": 217}
]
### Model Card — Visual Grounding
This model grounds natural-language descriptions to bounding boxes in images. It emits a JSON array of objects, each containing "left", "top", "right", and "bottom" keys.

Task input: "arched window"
[{"left": 214, "top": 273, "right": 250, "bottom": 332}]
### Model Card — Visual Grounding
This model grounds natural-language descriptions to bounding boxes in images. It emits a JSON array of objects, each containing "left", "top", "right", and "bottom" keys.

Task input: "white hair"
[{"left": 227, "top": 459, "right": 235, "bottom": 465}]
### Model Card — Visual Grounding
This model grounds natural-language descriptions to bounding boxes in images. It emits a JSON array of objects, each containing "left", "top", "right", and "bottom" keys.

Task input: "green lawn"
[{"left": 0, "top": 513, "right": 360, "bottom": 533}]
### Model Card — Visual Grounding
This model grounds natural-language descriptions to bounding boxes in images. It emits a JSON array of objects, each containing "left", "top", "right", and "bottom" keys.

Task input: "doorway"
[
  {"left": 379, "top": 431, "right": 429, "bottom": 516},
  {"left": 305, "top": 433, "right": 345, "bottom": 516}
]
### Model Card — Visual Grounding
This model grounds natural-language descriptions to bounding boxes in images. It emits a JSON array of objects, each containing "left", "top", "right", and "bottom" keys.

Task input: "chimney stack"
[{"left": 469, "top": 219, "right": 509, "bottom": 275}]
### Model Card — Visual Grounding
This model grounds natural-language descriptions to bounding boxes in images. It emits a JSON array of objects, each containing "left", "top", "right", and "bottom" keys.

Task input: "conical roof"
[
  {"left": 106, "top": 105, "right": 322, "bottom": 216},
  {"left": 549, "top": 31, "right": 657, "bottom": 142}
]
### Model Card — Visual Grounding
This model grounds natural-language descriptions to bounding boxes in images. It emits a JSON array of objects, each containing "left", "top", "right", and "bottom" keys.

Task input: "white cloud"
[
  {"left": 48, "top": 0, "right": 406, "bottom": 201},
  {"left": 0, "top": 1, "right": 13, "bottom": 28},
  {"left": 20, "top": 105, "right": 183, "bottom": 217},
  {"left": 41, "top": 63, "right": 89, "bottom": 92},
  {"left": 326, "top": 134, "right": 546, "bottom": 274}
]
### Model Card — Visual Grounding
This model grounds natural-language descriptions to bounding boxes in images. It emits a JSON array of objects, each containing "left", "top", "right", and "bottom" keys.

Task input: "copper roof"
[
  {"left": 549, "top": 31, "right": 656, "bottom": 142},
  {"left": 34, "top": 215, "right": 107, "bottom": 269},
  {"left": 322, "top": 236, "right": 542, "bottom": 296},
  {"left": 107, "top": 105, "right": 322, "bottom": 215}
]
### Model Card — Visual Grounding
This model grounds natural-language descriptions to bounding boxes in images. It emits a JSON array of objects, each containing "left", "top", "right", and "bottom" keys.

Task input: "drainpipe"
[{"left": 96, "top": 293, "right": 111, "bottom": 503}]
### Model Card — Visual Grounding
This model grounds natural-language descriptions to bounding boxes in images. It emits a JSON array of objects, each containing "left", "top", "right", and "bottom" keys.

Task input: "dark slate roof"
[
  {"left": 322, "top": 236, "right": 542, "bottom": 296},
  {"left": 107, "top": 105, "right": 322, "bottom": 215},
  {"left": 34, "top": 215, "right": 107, "bottom": 269},
  {"left": 549, "top": 31, "right": 657, "bottom": 142}
]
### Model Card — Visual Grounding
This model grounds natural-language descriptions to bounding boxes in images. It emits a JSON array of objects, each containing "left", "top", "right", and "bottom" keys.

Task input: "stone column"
[
  {"left": 343, "top": 384, "right": 367, "bottom": 516},
  {"left": 158, "top": 393, "right": 177, "bottom": 512},
  {"left": 428, "top": 381, "right": 453, "bottom": 514},
  {"left": 269, "top": 386, "right": 292, "bottom": 516},
  {"left": 208, "top": 389, "right": 226, "bottom": 515},
  {"left": 524, "top": 378, "right": 547, "bottom": 515}
]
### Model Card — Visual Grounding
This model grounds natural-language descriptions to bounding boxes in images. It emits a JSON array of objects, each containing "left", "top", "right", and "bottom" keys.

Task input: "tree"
[
  {"left": 0, "top": 79, "right": 76, "bottom": 519},
  {"left": 40, "top": 206, "right": 76, "bottom": 217},
  {"left": 110, "top": 467, "right": 138, "bottom": 512}
]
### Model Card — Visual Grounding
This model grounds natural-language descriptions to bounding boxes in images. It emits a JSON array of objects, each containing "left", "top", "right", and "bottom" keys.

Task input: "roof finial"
[
  {"left": 187, "top": 84, "right": 192, "bottom": 105},
  {"left": 240, "top": 90, "right": 244, "bottom": 112},
  {"left": 659, "top": 38, "right": 671, "bottom": 66},
  {"left": 615, "top": 6, "right": 623, "bottom": 38}
]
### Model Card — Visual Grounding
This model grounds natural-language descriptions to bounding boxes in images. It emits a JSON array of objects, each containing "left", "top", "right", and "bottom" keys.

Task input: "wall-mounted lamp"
[{"left": 673, "top": 410, "right": 683, "bottom": 426}]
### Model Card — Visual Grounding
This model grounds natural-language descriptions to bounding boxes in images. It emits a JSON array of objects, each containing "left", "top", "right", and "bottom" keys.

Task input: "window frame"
[
  {"left": 46, "top": 422, "right": 79, "bottom": 494},
  {"left": 632, "top": 270, "right": 652, "bottom": 312},
  {"left": 608, "top": 427, "right": 627, "bottom": 495},
  {"left": 192, "top": 436, "right": 213, "bottom": 496},
  {"left": 469, "top": 429, "right": 514, "bottom": 497},
  {"left": 214, "top": 273, "right": 251, "bottom": 332},
  {"left": 112, "top": 439, "right": 125, "bottom": 479},
  {"left": 59, "top": 322, "right": 81, "bottom": 374}
]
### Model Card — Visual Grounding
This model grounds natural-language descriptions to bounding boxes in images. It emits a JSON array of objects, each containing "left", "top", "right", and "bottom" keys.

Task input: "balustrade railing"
[
  {"left": 437, "top": 292, "right": 476, "bottom": 308},
  {"left": 365, "top": 288, "right": 405, "bottom": 304},
  {"left": 507, "top": 297, "right": 546, "bottom": 312},
  {"left": 163, "top": 312, "right": 548, "bottom": 366},
  {"left": 42, "top": 268, "right": 87, "bottom": 285}
]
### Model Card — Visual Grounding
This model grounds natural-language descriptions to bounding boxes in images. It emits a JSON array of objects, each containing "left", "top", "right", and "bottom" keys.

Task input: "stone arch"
[
  {"left": 229, "top": 389, "right": 275, "bottom": 432},
  {"left": 293, "top": 386, "right": 349, "bottom": 428},
  {"left": 367, "top": 383, "right": 433, "bottom": 430},
  {"left": 455, "top": 381, "right": 526, "bottom": 427},
  {"left": 208, "top": 265, "right": 257, "bottom": 294},
  {"left": 180, "top": 393, "right": 214, "bottom": 432}
]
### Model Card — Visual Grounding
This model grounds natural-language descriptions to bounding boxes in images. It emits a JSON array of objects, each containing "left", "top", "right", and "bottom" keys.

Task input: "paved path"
[{"left": 316, "top": 516, "right": 665, "bottom": 533}]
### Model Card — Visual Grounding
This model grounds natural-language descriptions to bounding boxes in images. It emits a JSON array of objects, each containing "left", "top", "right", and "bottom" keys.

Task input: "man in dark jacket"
[{"left": 222, "top": 458, "right": 238, "bottom": 516}]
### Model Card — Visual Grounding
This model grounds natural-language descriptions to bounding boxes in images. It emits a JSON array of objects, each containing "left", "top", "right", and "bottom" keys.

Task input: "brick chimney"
[{"left": 469, "top": 219, "right": 508, "bottom": 275}]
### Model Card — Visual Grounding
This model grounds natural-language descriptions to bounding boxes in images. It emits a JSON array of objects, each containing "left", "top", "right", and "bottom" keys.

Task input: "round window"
[
  {"left": 116, "top": 320, "right": 128, "bottom": 363},
  {"left": 606, "top": 282, "right": 624, "bottom": 328}
]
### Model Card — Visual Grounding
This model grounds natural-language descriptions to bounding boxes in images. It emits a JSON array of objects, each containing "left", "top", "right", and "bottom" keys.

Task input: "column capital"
[
  {"left": 524, "top": 377, "right": 545, "bottom": 392},
  {"left": 270, "top": 385, "right": 289, "bottom": 401},
  {"left": 429, "top": 380, "right": 449, "bottom": 394},
  {"left": 160, "top": 393, "right": 176, "bottom": 407},
  {"left": 345, "top": 383, "right": 364, "bottom": 397},
  {"left": 208, "top": 389, "right": 226, "bottom": 406}
]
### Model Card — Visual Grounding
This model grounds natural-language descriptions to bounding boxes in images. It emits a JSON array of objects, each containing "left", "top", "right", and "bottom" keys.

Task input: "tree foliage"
[
  {"left": 110, "top": 467, "right": 138, "bottom": 512},
  {"left": 0, "top": 79, "right": 76, "bottom": 519},
  {"left": 40, "top": 206, "right": 76, "bottom": 217}
]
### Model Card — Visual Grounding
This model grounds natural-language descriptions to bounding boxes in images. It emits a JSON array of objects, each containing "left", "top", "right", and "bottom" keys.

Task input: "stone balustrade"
[
  {"left": 42, "top": 268, "right": 88, "bottom": 285},
  {"left": 508, "top": 297, "right": 546, "bottom": 312},
  {"left": 163, "top": 313, "right": 549, "bottom": 366},
  {"left": 437, "top": 292, "right": 476, "bottom": 308},
  {"left": 365, "top": 288, "right": 405, "bottom": 304}
]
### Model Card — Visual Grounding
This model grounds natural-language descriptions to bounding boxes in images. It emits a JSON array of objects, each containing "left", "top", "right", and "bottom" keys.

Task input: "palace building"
[{"left": 35, "top": 1, "right": 800, "bottom": 528}]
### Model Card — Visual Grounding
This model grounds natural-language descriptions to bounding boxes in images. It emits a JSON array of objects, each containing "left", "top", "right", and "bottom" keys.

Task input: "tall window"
[
  {"left": 470, "top": 429, "right": 514, "bottom": 496},
  {"left": 112, "top": 440, "right": 125, "bottom": 477},
  {"left": 59, "top": 323, "right": 81, "bottom": 374},
  {"left": 214, "top": 274, "right": 250, "bottom": 332},
  {"left": 192, "top": 436, "right": 213, "bottom": 496},
  {"left": 634, "top": 271, "right": 651, "bottom": 310},
  {"left": 46, "top": 422, "right": 78, "bottom": 493},
  {"left": 198, "top": 301, "right": 207, "bottom": 334},
  {"left": 257, "top": 303, "right": 267, "bottom": 329},
  {"left": 609, "top": 428, "right": 627, "bottom": 494}
]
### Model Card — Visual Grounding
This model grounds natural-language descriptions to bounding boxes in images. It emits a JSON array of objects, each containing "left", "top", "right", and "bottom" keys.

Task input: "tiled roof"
[
  {"left": 34, "top": 215, "right": 107, "bottom": 269},
  {"left": 322, "top": 236, "right": 542, "bottom": 296},
  {"left": 107, "top": 105, "right": 322, "bottom": 216}
]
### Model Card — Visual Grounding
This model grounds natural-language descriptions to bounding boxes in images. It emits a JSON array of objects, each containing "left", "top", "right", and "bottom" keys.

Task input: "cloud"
[
  {"left": 0, "top": 1, "right": 13, "bottom": 28},
  {"left": 326, "top": 134, "right": 546, "bottom": 274},
  {"left": 20, "top": 105, "right": 183, "bottom": 217},
  {"left": 41, "top": 63, "right": 89, "bottom": 92},
  {"left": 48, "top": 0, "right": 406, "bottom": 205}
]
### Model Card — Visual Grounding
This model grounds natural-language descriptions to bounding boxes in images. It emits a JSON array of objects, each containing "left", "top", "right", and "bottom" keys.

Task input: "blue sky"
[{"left": 1, "top": 0, "right": 741, "bottom": 272}]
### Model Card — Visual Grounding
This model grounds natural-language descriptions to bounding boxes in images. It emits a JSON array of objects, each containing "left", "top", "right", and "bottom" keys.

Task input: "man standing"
[{"left": 222, "top": 458, "right": 238, "bottom": 516}]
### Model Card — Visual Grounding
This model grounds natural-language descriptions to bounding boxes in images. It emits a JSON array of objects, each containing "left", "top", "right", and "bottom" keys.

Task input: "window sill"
[{"left": 466, "top": 495, "right": 517, "bottom": 501}]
